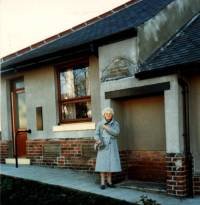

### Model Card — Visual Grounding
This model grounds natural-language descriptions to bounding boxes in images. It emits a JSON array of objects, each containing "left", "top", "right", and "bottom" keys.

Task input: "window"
[
  {"left": 57, "top": 60, "right": 91, "bottom": 123},
  {"left": 11, "top": 78, "right": 27, "bottom": 129},
  {"left": 36, "top": 107, "right": 43, "bottom": 130}
]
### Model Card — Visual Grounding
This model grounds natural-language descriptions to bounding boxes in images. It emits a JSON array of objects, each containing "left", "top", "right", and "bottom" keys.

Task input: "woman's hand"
[{"left": 102, "top": 125, "right": 109, "bottom": 130}]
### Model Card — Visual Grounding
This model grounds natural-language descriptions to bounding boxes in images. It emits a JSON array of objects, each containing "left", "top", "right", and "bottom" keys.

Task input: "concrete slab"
[
  {"left": 0, "top": 164, "right": 200, "bottom": 205},
  {"left": 5, "top": 158, "right": 30, "bottom": 165},
  {"left": 118, "top": 180, "right": 166, "bottom": 193}
]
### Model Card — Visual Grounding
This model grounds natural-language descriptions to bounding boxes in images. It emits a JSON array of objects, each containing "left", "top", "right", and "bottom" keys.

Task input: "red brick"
[
  {"left": 174, "top": 176, "right": 186, "bottom": 180},
  {"left": 31, "top": 41, "right": 45, "bottom": 49},
  {"left": 0, "top": 140, "right": 9, "bottom": 163},
  {"left": 2, "top": 53, "right": 17, "bottom": 61},
  {"left": 99, "top": 10, "right": 114, "bottom": 18},
  {"left": 45, "top": 35, "right": 59, "bottom": 43},
  {"left": 17, "top": 47, "right": 31, "bottom": 55},
  {"left": 125, "top": 0, "right": 137, "bottom": 7},
  {"left": 86, "top": 17, "right": 101, "bottom": 25},
  {"left": 72, "top": 22, "right": 87, "bottom": 31}
]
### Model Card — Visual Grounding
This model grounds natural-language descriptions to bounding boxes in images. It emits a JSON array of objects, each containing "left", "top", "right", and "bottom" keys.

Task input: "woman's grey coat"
[{"left": 94, "top": 119, "right": 122, "bottom": 172}]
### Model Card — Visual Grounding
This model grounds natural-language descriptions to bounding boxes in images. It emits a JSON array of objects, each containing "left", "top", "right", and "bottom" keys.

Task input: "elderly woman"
[{"left": 94, "top": 107, "right": 121, "bottom": 189}]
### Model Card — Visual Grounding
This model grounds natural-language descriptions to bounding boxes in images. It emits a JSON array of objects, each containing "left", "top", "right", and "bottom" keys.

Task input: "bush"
[{"left": 136, "top": 195, "right": 161, "bottom": 205}]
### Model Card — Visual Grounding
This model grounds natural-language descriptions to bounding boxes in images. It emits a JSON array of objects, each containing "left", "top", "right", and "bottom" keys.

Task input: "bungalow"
[{"left": 1, "top": 0, "right": 200, "bottom": 197}]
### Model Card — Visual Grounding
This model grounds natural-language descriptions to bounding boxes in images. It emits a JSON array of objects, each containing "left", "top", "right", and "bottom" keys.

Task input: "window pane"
[
  {"left": 60, "top": 66, "right": 90, "bottom": 100},
  {"left": 16, "top": 92, "right": 27, "bottom": 129},
  {"left": 61, "top": 102, "right": 91, "bottom": 120},
  {"left": 15, "top": 80, "right": 24, "bottom": 89},
  {"left": 36, "top": 107, "right": 43, "bottom": 130}
]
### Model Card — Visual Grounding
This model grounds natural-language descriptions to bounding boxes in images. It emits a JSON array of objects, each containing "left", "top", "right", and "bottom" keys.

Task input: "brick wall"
[
  {"left": 26, "top": 139, "right": 130, "bottom": 182},
  {"left": 27, "top": 138, "right": 96, "bottom": 172},
  {"left": 0, "top": 140, "right": 9, "bottom": 163},
  {"left": 193, "top": 175, "right": 200, "bottom": 195},
  {"left": 27, "top": 141, "right": 166, "bottom": 183},
  {"left": 127, "top": 150, "right": 166, "bottom": 182},
  {"left": 112, "top": 150, "right": 129, "bottom": 183},
  {"left": 166, "top": 153, "right": 189, "bottom": 197}
]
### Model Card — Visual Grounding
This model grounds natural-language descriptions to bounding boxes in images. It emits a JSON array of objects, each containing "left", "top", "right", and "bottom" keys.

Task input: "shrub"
[{"left": 137, "top": 195, "right": 161, "bottom": 205}]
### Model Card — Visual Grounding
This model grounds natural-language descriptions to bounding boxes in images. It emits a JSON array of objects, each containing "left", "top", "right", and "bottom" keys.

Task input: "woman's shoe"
[
  {"left": 106, "top": 183, "right": 115, "bottom": 188},
  {"left": 100, "top": 185, "right": 106, "bottom": 189}
]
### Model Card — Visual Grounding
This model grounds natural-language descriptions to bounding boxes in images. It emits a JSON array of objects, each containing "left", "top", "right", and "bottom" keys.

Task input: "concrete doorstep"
[
  {"left": 5, "top": 158, "right": 31, "bottom": 165},
  {"left": 0, "top": 164, "right": 200, "bottom": 205}
]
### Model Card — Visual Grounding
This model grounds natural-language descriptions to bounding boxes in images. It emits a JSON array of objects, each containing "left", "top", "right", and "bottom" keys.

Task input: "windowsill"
[{"left": 53, "top": 122, "right": 95, "bottom": 132}]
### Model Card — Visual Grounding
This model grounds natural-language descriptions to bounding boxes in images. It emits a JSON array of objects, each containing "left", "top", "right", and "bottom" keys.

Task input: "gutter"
[
  {"left": 1, "top": 27, "right": 137, "bottom": 75},
  {"left": 0, "top": 45, "right": 94, "bottom": 75},
  {"left": 135, "top": 62, "right": 200, "bottom": 80}
]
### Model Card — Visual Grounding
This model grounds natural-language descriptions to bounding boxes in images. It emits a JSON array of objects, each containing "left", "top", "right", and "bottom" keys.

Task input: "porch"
[{"left": 1, "top": 164, "right": 199, "bottom": 205}]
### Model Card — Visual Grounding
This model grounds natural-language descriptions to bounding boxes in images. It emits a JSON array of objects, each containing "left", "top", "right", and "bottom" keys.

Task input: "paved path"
[{"left": 1, "top": 164, "right": 200, "bottom": 205}]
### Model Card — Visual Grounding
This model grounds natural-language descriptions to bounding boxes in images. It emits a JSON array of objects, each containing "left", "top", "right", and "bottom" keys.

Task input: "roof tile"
[
  {"left": 1, "top": 0, "right": 175, "bottom": 71},
  {"left": 138, "top": 14, "right": 200, "bottom": 72}
]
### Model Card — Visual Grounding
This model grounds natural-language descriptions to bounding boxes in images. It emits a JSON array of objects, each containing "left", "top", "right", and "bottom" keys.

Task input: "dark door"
[{"left": 11, "top": 78, "right": 27, "bottom": 157}]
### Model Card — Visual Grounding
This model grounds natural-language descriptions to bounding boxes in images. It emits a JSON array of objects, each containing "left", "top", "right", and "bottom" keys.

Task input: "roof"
[
  {"left": 136, "top": 13, "right": 200, "bottom": 78},
  {"left": 1, "top": 0, "right": 175, "bottom": 73}
]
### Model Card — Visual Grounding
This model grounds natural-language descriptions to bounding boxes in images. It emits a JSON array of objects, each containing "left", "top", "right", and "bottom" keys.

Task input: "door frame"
[{"left": 10, "top": 77, "right": 27, "bottom": 157}]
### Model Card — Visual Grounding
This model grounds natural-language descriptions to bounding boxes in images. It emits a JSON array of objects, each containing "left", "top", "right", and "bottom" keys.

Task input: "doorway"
[
  {"left": 10, "top": 78, "right": 27, "bottom": 157},
  {"left": 113, "top": 95, "right": 166, "bottom": 183}
]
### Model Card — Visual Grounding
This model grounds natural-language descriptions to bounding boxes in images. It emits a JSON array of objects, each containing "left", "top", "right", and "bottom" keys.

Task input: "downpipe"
[{"left": 178, "top": 78, "right": 193, "bottom": 197}]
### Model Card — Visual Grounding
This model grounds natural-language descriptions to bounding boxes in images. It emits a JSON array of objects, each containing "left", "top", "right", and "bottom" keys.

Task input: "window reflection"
[
  {"left": 62, "top": 102, "right": 91, "bottom": 120},
  {"left": 60, "top": 67, "right": 90, "bottom": 100},
  {"left": 15, "top": 80, "right": 25, "bottom": 89},
  {"left": 16, "top": 92, "right": 27, "bottom": 129}
]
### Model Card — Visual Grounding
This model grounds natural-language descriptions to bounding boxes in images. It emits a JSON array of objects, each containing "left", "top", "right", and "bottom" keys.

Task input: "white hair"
[{"left": 102, "top": 107, "right": 114, "bottom": 116}]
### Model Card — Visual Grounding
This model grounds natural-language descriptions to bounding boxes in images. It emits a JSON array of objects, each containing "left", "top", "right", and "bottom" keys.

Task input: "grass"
[{"left": 0, "top": 174, "right": 137, "bottom": 205}]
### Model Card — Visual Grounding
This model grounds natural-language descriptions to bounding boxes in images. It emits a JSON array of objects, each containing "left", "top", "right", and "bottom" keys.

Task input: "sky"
[{"left": 0, "top": 0, "right": 130, "bottom": 58}]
